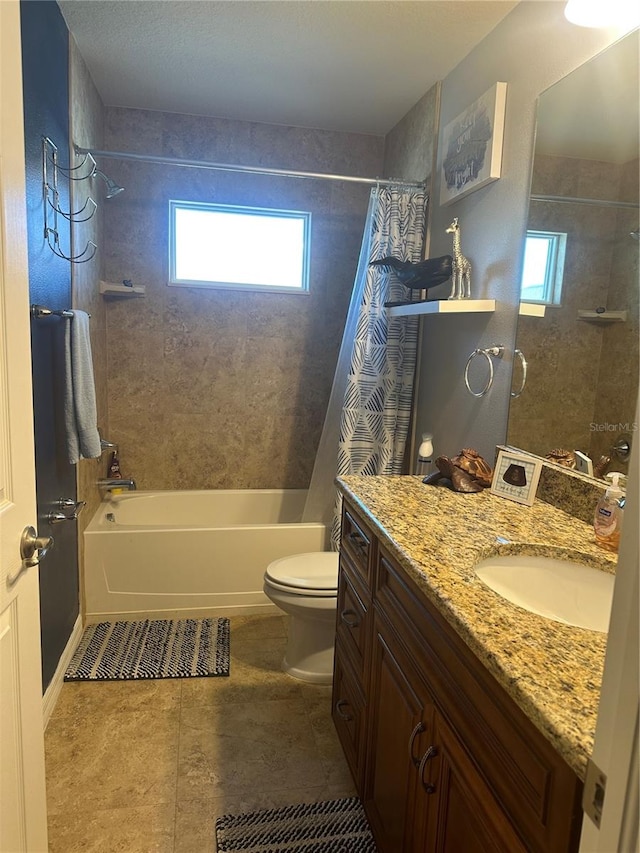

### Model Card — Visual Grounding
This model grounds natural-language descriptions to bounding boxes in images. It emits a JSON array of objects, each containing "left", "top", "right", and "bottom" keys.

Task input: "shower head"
[{"left": 93, "top": 169, "right": 124, "bottom": 199}]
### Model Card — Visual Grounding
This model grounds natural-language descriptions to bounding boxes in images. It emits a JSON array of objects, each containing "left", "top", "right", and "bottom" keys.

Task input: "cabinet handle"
[
  {"left": 408, "top": 721, "right": 426, "bottom": 767},
  {"left": 347, "top": 530, "right": 368, "bottom": 553},
  {"left": 340, "top": 608, "right": 360, "bottom": 628},
  {"left": 335, "top": 699, "right": 353, "bottom": 722},
  {"left": 418, "top": 745, "right": 438, "bottom": 794}
]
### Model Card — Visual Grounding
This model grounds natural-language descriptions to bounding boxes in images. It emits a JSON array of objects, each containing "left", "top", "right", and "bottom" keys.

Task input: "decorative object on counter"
[
  {"left": 423, "top": 448, "right": 493, "bottom": 493},
  {"left": 440, "top": 82, "right": 507, "bottom": 206},
  {"left": 574, "top": 450, "right": 594, "bottom": 477},
  {"left": 446, "top": 217, "right": 472, "bottom": 299},
  {"left": 544, "top": 448, "right": 577, "bottom": 468},
  {"left": 593, "top": 454, "right": 611, "bottom": 479},
  {"left": 416, "top": 432, "right": 434, "bottom": 477},
  {"left": 371, "top": 255, "right": 453, "bottom": 307},
  {"left": 593, "top": 473, "right": 625, "bottom": 553},
  {"left": 464, "top": 344, "right": 504, "bottom": 397},
  {"left": 490, "top": 449, "right": 543, "bottom": 506}
]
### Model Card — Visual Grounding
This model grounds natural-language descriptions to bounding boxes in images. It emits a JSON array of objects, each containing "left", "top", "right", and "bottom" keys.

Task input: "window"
[
  {"left": 520, "top": 230, "right": 566, "bottom": 305},
  {"left": 169, "top": 201, "right": 311, "bottom": 292}
]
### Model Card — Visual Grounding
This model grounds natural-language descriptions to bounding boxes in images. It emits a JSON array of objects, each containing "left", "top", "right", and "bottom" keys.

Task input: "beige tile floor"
[{"left": 45, "top": 614, "right": 356, "bottom": 852}]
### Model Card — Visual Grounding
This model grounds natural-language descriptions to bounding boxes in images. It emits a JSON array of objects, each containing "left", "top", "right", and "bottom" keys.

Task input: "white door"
[{"left": 0, "top": 2, "right": 49, "bottom": 851}]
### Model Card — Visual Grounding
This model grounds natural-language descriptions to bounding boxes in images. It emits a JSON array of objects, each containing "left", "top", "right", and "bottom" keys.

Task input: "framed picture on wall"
[{"left": 440, "top": 82, "right": 507, "bottom": 207}]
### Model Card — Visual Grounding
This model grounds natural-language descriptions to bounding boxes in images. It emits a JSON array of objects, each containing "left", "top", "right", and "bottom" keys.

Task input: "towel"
[{"left": 64, "top": 310, "right": 102, "bottom": 464}]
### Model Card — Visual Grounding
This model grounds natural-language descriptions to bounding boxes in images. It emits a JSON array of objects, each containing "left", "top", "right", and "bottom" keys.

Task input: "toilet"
[{"left": 263, "top": 551, "right": 339, "bottom": 684}]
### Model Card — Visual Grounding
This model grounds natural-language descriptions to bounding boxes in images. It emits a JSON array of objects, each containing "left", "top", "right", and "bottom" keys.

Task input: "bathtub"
[{"left": 83, "top": 489, "right": 328, "bottom": 621}]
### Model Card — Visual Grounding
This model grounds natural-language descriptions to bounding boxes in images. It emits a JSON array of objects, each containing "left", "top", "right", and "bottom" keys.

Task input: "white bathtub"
[{"left": 83, "top": 489, "right": 328, "bottom": 621}]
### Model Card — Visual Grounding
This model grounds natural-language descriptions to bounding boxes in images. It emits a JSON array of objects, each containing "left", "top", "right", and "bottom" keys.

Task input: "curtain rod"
[
  {"left": 531, "top": 193, "right": 639, "bottom": 210},
  {"left": 74, "top": 145, "right": 425, "bottom": 189}
]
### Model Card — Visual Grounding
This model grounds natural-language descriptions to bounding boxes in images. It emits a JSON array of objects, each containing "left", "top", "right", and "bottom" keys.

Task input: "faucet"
[{"left": 97, "top": 478, "right": 137, "bottom": 493}]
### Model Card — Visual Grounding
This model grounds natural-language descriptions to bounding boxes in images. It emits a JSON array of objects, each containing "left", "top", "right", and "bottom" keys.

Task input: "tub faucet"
[{"left": 98, "top": 478, "right": 137, "bottom": 493}]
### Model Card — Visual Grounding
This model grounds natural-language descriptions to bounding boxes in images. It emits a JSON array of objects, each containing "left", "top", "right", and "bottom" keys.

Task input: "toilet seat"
[{"left": 264, "top": 552, "right": 338, "bottom": 595}]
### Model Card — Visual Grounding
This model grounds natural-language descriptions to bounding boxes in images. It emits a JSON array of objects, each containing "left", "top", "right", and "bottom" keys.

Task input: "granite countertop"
[{"left": 336, "top": 474, "right": 618, "bottom": 780}]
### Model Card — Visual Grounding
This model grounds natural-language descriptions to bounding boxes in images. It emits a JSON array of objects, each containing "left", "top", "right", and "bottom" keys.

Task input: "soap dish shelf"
[
  {"left": 577, "top": 309, "right": 627, "bottom": 323},
  {"left": 100, "top": 281, "right": 145, "bottom": 298}
]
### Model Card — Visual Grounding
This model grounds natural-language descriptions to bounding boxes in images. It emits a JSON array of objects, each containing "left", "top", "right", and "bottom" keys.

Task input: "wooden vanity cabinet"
[{"left": 333, "top": 499, "right": 584, "bottom": 853}]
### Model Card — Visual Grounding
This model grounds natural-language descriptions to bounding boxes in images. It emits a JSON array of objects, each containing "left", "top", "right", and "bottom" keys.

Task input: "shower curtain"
[{"left": 302, "top": 185, "right": 427, "bottom": 546}]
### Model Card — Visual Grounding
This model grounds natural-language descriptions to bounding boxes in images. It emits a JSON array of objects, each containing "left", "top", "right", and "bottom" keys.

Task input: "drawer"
[
  {"left": 375, "top": 546, "right": 582, "bottom": 853},
  {"left": 340, "top": 505, "right": 373, "bottom": 586},
  {"left": 332, "top": 640, "right": 367, "bottom": 790},
  {"left": 336, "top": 557, "right": 370, "bottom": 684}
]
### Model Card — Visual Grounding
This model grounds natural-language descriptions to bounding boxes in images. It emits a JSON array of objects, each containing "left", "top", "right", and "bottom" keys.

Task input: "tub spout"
[{"left": 98, "top": 478, "right": 137, "bottom": 492}]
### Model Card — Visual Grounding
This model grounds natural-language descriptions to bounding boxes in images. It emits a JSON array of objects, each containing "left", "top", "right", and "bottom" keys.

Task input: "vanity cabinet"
[{"left": 333, "top": 499, "right": 583, "bottom": 853}]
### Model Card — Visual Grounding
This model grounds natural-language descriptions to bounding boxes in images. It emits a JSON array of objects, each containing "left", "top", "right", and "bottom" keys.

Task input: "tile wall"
[{"left": 102, "top": 107, "right": 384, "bottom": 490}]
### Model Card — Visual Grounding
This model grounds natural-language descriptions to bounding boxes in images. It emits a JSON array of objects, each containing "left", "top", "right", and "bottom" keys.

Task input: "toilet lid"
[{"left": 265, "top": 552, "right": 339, "bottom": 591}]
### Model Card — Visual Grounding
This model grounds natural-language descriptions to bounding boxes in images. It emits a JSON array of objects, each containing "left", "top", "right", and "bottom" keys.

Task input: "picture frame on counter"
[{"left": 490, "top": 449, "right": 543, "bottom": 506}]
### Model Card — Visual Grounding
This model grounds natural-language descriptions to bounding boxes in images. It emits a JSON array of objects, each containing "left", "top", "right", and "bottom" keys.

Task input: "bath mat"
[
  {"left": 215, "top": 797, "right": 377, "bottom": 852},
  {"left": 64, "top": 617, "right": 230, "bottom": 681}
]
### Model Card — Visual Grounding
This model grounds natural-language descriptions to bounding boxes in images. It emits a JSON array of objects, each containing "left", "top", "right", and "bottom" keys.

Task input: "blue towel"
[{"left": 64, "top": 310, "right": 102, "bottom": 464}]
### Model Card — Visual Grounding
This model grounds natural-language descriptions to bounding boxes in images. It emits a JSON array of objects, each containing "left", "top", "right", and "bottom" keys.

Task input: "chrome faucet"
[{"left": 97, "top": 478, "right": 137, "bottom": 492}]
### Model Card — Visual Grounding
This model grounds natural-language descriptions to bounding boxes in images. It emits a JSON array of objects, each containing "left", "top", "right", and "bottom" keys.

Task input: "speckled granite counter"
[{"left": 336, "top": 475, "right": 618, "bottom": 781}]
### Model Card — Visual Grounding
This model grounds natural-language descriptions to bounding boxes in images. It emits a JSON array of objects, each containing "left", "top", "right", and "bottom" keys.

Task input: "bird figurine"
[{"left": 370, "top": 254, "right": 453, "bottom": 290}]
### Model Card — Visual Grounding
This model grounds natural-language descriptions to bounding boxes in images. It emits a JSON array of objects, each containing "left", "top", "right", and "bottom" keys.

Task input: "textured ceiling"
[{"left": 58, "top": 0, "right": 517, "bottom": 135}]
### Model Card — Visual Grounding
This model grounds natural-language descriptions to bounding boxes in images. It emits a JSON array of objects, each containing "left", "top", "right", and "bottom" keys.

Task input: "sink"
[{"left": 474, "top": 554, "right": 614, "bottom": 632}]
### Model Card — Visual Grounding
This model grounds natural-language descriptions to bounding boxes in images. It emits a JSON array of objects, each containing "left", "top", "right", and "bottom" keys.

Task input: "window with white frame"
[
  {"left": 520, "top": 230, "right": 567, "bottom": 305},
  {"left": 169, "top": 200, "right": 311, "bottom": 292}
]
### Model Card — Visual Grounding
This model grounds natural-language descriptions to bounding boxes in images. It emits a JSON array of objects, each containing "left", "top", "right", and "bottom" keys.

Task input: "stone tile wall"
[{"left": 103, "top": 107, "right": 384, "bottom": 489}]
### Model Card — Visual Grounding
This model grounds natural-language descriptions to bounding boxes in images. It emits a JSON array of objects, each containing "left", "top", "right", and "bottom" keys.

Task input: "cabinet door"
[
  {"left": 364, "top": 612, "right": 434, "bottom": 853},
  {"left": 426, "top": 712, "right": 527, "bottom": 853}
]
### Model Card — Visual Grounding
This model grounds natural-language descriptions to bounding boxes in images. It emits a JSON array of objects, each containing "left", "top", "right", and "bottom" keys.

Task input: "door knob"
[{"left": 20, "top": 526, "right": 54, "bottom": 567}]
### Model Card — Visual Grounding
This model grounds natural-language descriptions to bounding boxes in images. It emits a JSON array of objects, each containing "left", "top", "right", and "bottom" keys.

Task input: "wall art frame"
[
  {"left": 440, "top": 82, "right": 507, "bottom": 207},
  {"left": 490, "top": 448, "right": 543, "bottom": 506}
]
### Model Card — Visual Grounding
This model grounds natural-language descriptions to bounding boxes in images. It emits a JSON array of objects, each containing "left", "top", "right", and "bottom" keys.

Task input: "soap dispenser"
[
  {"left": 416, "top": 433, "right": 434, "bottom": 477},
  {"left": 593, "top": 473, "right": 625, "bottom": 552}
]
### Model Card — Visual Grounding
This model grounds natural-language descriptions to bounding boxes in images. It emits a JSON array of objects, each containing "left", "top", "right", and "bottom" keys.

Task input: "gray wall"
[{"left": 411, "top": 1, "right": 628, "bottom": 464}]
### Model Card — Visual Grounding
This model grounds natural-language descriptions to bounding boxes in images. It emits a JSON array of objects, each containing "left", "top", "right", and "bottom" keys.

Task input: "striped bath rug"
[
  {"left": 64, "top": 617, "right": 230, "bottom": 681},
  {"left": 215, "top": 797, "right": 377, "bottom": 852}
]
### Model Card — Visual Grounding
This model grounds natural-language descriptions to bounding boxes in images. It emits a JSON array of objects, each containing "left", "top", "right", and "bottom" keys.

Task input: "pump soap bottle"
[
  {"left": 593, "top": 473, "right": 625, "bottom": 552},
  {"left": 416, "top": 433, "right": 434, "bottom": 478}
]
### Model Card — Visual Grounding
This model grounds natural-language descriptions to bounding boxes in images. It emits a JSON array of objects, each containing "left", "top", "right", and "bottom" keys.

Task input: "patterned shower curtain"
[{"left": 330, "top": 186, "right": 428, "bottom": 548}]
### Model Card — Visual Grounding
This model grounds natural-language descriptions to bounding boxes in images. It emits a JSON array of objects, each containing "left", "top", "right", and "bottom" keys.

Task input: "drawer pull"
[
  {"left": 340, "top": 608, "right": 360, "bottom": 628},
  {"left": 408, "top": 721, "right": 426, "bottom": 767},
  {"left": 418, "top": 745, "right": 438, "bottom": 794},
  {"left": 335, "top": 699, "right": 353, "bottom": 722},
  {"left": 347, "top": 530, "right": 368, "bottom": 553}
]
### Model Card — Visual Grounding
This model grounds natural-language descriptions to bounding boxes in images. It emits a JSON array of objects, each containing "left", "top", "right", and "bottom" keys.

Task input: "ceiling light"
[{"left": 564, "top": 0, "right": 640, "bottom": 29}]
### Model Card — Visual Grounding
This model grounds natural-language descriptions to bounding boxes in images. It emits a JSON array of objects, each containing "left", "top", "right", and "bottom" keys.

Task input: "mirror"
[{"left": 507, "top": 33, "right": 639, "bottom": 478}]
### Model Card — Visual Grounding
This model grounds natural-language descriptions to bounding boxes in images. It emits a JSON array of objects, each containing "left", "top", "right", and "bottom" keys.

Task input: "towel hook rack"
[{"left": 42, "top": 137, "right": 98, "bottom": 263}]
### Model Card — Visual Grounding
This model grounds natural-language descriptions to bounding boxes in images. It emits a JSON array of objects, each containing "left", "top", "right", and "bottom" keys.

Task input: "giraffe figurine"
[{"left": 445, "top": 217, "right": 471, "bottom": 299}]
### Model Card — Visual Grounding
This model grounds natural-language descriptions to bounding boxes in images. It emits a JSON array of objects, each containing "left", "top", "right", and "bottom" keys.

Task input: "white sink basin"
[{"left": 474, "top": 554, "right": 614, "bottom": 632}]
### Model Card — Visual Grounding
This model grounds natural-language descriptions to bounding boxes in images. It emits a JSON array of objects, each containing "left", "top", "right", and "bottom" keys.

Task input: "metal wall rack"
[{"left": 42, "top": 136, "right": 97, "bottom": 263}]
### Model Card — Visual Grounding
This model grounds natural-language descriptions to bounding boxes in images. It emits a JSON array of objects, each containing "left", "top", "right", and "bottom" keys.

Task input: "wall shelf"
[
  {"left": 100, "top": 280, "right": 145, "bottom": 298},
  {"left": 577, "top": 309, "right": 627, "bottom": 324},
  {"left": 519, "top": 302, "right": 546, "bottom": 317},
  {"left": 387, "top": 298, "right": 495, "bottom": 318}
]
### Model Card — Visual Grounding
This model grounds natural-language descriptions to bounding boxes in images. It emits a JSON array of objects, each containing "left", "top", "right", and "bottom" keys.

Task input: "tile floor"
[{"left": 44, "top": 614, "right": 356, "bottom": 852}]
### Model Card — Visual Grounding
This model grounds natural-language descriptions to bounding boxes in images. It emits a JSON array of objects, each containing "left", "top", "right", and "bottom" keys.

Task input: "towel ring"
[
  {"left": 464, "top": 345, "right": 504, "bottom": 398},
  {"left": 510, "top": 348, "right": 528, "bottom": 398}
]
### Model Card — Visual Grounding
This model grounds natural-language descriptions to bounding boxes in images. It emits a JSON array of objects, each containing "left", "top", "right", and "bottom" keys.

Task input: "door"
[{"left": 0, "top": 1, "right": 49, "bottom": 850}]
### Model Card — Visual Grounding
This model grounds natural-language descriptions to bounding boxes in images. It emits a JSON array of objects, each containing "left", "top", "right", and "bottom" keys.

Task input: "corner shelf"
[
  {"left": 577, "top": 309, "right": 627, "bottom": 324},
  {"left": 387, "top": 298, "right": 495, "bottom": 318},
  {"left": 100, "top": 280, "right": 145, "bottom": 298}
]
